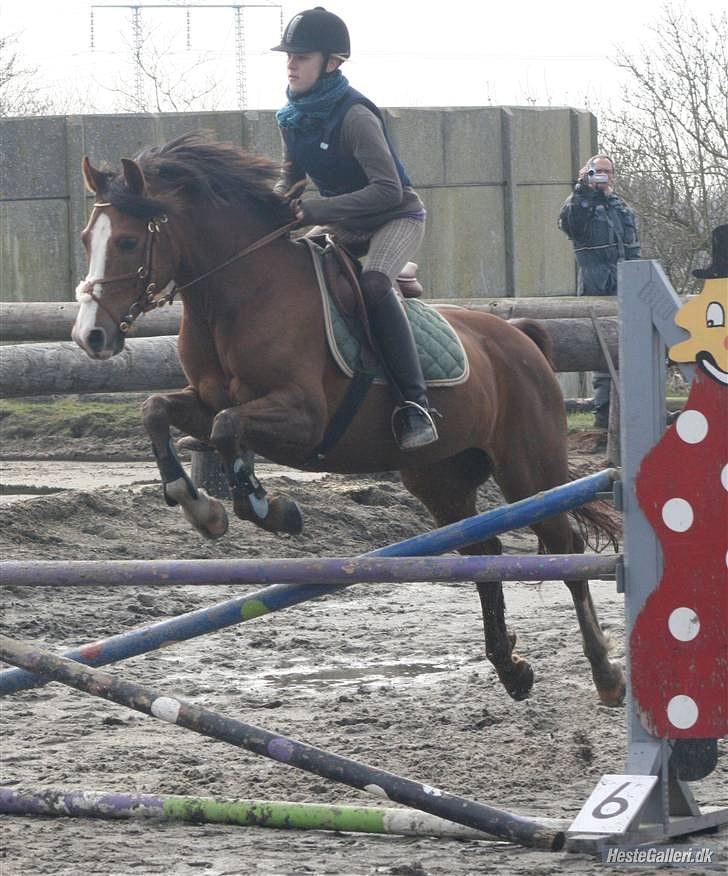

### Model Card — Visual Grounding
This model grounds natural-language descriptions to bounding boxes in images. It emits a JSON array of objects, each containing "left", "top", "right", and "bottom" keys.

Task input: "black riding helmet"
[{"left": 271, "top": 7, "right": 350, "bottom": 58}]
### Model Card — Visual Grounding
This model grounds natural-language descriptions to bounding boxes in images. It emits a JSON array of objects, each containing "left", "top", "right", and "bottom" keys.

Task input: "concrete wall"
[{"left": 0, "top": 107, "right": 596, "bottom": 304}]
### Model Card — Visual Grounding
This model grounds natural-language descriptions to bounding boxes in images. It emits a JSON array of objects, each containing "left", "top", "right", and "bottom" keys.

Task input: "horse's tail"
[
  {"left": 509, "top": 318, "right": 555, "bottom": 369},
  {"left": 511, "top": 317, "right": 620, "bottom": 552},
  {"left": 568, "top": 464, "right": 622, "bottom": 553}
]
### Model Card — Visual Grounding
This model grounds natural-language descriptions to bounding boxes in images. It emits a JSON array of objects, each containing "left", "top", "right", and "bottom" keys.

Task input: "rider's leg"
[{"left": 360, "top": 218, "right": 438, "bottom": 450}]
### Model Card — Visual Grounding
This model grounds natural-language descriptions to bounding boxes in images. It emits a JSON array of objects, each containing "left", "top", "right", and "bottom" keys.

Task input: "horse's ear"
[
  {"left": 82, "top": 156, "right": 107, "bottom": 195},
  {"left": 121, "top": 158, "right": 146, "bottom": 196}
]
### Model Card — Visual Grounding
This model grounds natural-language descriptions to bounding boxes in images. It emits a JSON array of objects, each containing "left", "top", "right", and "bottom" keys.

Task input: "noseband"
[{"left": 81, "top": 202, "right": 298, "bottom": 333}]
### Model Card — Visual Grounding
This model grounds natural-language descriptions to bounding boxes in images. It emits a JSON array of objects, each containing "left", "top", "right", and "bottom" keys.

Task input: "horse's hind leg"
[
  {"left": 496, "top": 456, "right": 627, "bottom": 708},
  {"left": 530, "top": 514, "right": 625, "bottom": 706},
  {"left": 401, "top": 450, "right": 534, "bottom": 702},
  {"left": 142, "top": 388, "right": 229, "bottom": 539}
]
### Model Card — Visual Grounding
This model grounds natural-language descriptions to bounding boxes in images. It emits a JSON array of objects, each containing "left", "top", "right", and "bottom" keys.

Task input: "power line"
[{"left": 89, "top": 3, "right": 282, "bottom": 109}]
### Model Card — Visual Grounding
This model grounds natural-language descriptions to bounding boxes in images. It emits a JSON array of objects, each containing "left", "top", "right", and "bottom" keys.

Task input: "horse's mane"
[{"left": 102, "top": 130, "right": 293, "bottom": 227}]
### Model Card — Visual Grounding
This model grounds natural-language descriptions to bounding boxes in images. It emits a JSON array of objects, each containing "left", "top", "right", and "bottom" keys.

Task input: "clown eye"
[
  {"left": 118, "top": 237, "right": 139, "bottom": 252},
  {"left": 706, "top": 302, "right": 725, "bottom": 327}
]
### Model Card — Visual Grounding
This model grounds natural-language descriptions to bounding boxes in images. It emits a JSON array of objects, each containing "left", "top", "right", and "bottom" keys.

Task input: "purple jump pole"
[
  {"left": 0, "top": 554, "right": 619, "bottom": 588},
  {"left": 0, "top": 468, "right": 617, "bottom": 696},
  {"left": 0, "top": 635, "right": 565, "bottom": 851}
]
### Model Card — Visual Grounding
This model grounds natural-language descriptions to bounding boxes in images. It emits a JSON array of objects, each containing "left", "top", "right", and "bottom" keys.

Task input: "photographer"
[{"left": 558, "top": 155, "right": 640, "bottom": 428}]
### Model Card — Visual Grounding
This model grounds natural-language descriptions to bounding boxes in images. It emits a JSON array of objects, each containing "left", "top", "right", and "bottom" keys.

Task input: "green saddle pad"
[{"left": 323, "top": 287, "right": 469, "bottom": 387}]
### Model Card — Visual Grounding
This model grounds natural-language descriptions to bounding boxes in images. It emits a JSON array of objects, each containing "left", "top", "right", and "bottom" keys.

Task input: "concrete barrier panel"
[
  {"left": 0, "top": 117, "right": 68, "bottom": 199},
  {"left": 441, "top": 107, "right": 504, "bottom": 185},
  {"left": 0, "top": 201, "right": 70, "bottom": 302},
  {"left": 385, "top": 108, "right": 447, "bottom": 187},
  {"left": 241, "top": 110, "right": 283, "bottom": 159},
  {"left": 419, "top": 186, "right": 506, "bottom": 298},
  {"left": 515, "top": 184, "right": 575, "bottom": 295},
  {"left": 1, "top": 107, "right": 596, "bottom": 303}
]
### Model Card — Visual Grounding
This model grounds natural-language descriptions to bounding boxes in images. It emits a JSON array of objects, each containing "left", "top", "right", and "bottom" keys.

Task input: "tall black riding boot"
[{"left": 361, "top": 271, "right": 439, "bottom": 451}]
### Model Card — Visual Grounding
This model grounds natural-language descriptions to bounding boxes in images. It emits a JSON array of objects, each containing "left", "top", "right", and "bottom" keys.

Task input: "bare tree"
[
  {"left": 600, "top": 4, "right": 727, "bottom": 293},
  {"left": 0, "top": 31, "right": 52, "bottom": 116},
  {"left": 104, "top": 27, "right": 224, "bottom": 114}
]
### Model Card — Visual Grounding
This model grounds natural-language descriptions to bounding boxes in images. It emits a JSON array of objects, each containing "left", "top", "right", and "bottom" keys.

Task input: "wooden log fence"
[
  {"left": 0, "top": 318, "right": 618, "bottom": 398},
  {"left": 0, "top": 297, "right": 618, "bottom": 343}
]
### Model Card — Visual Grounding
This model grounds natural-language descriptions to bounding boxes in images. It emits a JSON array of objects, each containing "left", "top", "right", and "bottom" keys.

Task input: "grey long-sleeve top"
[{"left": 276, "top": 103, "right": 425, "bottom": 232}]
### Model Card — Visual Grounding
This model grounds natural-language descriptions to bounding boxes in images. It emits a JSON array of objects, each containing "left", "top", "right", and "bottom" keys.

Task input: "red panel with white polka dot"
[{"left": 632, "top": 371, "right": 728, "bottom": 738}]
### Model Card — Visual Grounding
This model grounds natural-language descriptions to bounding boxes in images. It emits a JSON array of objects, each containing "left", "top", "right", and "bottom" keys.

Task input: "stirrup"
[{"left": 391, "top": 401, "right": 439, "bottom": 451}]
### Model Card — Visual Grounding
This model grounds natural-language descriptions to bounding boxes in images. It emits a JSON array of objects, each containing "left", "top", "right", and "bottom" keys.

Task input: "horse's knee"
[
  {"left": 142, "top": 394, "right": 169, "bottom": 433},
  {"left": 211, "top": 407, "right": 241, "bottom": 446}
]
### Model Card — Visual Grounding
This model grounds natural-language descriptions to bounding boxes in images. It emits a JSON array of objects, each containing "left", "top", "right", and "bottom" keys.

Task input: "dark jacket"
[{"left": 558, "top": 187, "right": 641, "bottom": 295}]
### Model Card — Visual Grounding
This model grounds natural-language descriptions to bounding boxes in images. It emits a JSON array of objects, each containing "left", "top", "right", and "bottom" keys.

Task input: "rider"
[{"left": 272, "top": 7, "right": 438, "bottom": 451}]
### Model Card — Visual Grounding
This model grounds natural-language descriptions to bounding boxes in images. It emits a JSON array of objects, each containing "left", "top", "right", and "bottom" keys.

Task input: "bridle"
[{"left": 80, "top": 202, "right": 298, "bottom": 333}]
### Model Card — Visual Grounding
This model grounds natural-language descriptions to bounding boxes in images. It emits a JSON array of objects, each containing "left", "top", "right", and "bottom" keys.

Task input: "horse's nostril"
[{"left": 88, "top": 328, "right": 106, "bottom": 352}]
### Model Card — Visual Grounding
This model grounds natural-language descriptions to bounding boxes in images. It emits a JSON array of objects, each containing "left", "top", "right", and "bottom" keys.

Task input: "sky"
[{"left": 1, "top": 0, "right": 725, "bottom": 114}]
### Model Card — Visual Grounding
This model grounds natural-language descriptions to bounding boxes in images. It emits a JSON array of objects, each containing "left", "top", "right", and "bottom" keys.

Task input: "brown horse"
[{"left": 73, "top": 131, "right": 624, "bottom": 706}]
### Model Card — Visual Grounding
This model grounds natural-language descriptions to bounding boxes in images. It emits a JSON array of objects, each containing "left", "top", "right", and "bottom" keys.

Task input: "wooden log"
[
  {"left": 0, "top": 337, "right": 184, "bottom": 398},
  {"left": 0, "top": 297, "right": 618, "bottom": 342},
  {"left": 432, "top": 296, "right": 618, "bottom": 319},
  {"left": 546, "top": 317, "right": 618, "bottom": 372},
  {"left": 0, "top": 319, "right": 617, "bottom": 398},
  {"left": 0, "top": 301, "right": 181, "bottom": 342}
]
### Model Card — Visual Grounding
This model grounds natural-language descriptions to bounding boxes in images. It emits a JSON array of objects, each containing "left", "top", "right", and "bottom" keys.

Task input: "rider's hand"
[
  {"left": 289, "top": 198, "right": 305, "bottom": 222},
  {"left": 283, "top": 179, "right": 307, "bottom": 202}
]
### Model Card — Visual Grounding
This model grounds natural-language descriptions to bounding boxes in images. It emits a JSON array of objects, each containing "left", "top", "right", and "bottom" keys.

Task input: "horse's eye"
[{"left": 118, "top": 237, "right": 139, "bottom": 252}]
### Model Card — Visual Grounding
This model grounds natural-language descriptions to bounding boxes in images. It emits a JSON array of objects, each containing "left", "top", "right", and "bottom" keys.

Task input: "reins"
[
  {"left": 84, "top": 201, "right": 298, "bottom": 333},
  {"left": 172, "top": 220, "right": 299, "bottom": 294}
]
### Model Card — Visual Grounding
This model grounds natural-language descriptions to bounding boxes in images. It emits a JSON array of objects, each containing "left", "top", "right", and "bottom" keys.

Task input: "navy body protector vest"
[{"left": 283, "top": 87, "right": 412, "bottom": 198}]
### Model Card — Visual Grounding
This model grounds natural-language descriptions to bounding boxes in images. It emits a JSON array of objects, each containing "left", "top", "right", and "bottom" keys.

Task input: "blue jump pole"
[{"left": 0, "top": 468, "right": 617, "bottom": 696}]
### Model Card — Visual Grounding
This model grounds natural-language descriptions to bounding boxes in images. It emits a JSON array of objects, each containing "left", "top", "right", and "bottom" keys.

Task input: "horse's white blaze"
[{"left": 74, "top": 212, "right": 112, "bottom": 334}]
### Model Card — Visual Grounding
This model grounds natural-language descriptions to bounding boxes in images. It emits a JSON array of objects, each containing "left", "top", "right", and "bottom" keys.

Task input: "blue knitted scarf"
[{"left": 276, "top": 70, "right": 350, "bottom": 133}]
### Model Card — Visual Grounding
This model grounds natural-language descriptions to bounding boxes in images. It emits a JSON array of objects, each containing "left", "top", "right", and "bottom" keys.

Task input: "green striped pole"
[{"left": 0, "top": 787, "right": 566, "bottom": 841}]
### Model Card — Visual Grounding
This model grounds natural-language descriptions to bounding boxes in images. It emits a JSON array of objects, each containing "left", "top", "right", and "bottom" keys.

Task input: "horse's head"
[
  {"left": 73, "top": 132, "right": 295, "bottom": 359},
  {"left": 72, "top": 156, "right": 177, "bottom": 359}
]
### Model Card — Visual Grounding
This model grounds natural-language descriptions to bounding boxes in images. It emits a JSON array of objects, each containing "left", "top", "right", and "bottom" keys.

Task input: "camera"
[{"left": 587, "top": 169, "right": 610, "bottom": 184}]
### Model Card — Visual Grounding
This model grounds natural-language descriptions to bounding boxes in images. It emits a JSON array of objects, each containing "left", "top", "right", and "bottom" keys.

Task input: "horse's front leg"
[
  {"left": 210, "top": 387, "right": 324, "bottom": 536},
  {"left": 142, "top": 388, "right": 229, "bottom": 539}
]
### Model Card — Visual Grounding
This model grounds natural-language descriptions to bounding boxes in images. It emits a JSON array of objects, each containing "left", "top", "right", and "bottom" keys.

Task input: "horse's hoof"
[
  {"left": 501, "top": 657, "right": 534, "bottom": 701},
  {"left": 233, "top": 492, "right": 303, "bottom": 535},
  {"left": 266, "top": 496, "right": 304, "bottom": 535},
  {"left": 182, "top": 492, "right": 229, "bottom": 540},
  {"left": 596, "top": 662, "right": 626, "bottom": 707}
]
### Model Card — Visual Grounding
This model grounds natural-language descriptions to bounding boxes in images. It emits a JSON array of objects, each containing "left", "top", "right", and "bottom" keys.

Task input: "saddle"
[
  {"left": 300, "top": 235, "right": 467, "bottom": 466},
  {"left": 317, "top": 234, "right": 424, "bottom": 355}
]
